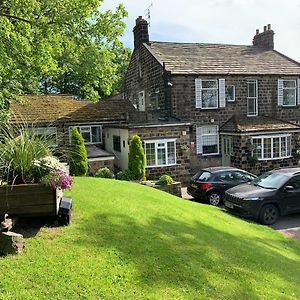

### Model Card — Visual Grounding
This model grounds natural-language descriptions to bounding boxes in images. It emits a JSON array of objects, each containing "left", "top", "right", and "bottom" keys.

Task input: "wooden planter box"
[{"left": 0, "top": 184, "right": 62, "bottom": 217}]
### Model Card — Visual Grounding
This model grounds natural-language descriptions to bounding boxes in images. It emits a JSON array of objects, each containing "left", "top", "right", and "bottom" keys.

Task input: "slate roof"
[
  {"left": 9, "top": 95, "right": 133, "bottom": 125},
  {"left": 220, "top": 115, "right": 300, "bottom": 133},
  {"left": 144, "top": 42, "right": 300, "bottom": 75}
]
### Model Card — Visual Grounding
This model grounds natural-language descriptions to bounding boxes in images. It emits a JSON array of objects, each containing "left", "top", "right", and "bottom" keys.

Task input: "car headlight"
[{"left": 243, "top": 196, "right": 262, "bottom": 201}]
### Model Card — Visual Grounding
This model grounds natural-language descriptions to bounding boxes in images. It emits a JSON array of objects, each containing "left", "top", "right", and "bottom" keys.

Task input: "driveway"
[
  {"left": 181, "top": 187, "right": 300, "bottom": 241},
  {"left": 270, "top": 214, "right": 300, "bottom": 240}
]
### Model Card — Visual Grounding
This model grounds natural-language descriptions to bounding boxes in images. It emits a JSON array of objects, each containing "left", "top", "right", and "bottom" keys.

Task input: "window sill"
[
  {"left": 257, "top": 156, "right": 292, "bottom": 161},
  {"left": 146, "top": 163, "right": 177, "bottom": 168}
]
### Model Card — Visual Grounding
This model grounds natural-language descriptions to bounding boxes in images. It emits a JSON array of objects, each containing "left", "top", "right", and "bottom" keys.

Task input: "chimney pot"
[
  {"left": 264, "top": 25, "right": 267, "bottom": 32},
  {"left": 256, "top": 29, "right": 259, "bottom": 35},
  {"left": 267, "top": 24, "right": 271, "bottom": 30}
]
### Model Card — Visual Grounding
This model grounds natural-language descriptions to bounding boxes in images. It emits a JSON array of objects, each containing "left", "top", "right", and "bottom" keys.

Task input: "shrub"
[
  {"left": 0, "top": 124, "right": 51, "bottom": 184},
  {"left": 69, "top": 127, "right": 88, "bottom": 176},
  {"left": 128, "top": 135, "right": 146, "bottom": 181},
  {"left": 157, "top": 175, "right": 174, "bottom": 186},
  {"left": 95, "top": 167, "right": 115, "bottom": 179},
  {"left": 116, "top": 169, "right": 134, "bottom": 181}
]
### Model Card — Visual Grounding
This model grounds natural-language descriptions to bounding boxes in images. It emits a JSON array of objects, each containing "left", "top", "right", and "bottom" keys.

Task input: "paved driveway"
[
  {"left": 271, "top": 214, "right": 300, "bottom": 240},
  {"left": 181, "top": 187, "right": 300, "bottom": 241}
]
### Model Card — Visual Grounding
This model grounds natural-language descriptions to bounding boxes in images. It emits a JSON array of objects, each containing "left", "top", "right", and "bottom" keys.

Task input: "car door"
[
  {"left": 281, "top": 175, "right": 300, "bottom": 214},
  {"left": 234, "top": 171, "right": 256, "bottom": 185},
  {"left": 214, "top": 171, "right": 238, "bottom": 193}
]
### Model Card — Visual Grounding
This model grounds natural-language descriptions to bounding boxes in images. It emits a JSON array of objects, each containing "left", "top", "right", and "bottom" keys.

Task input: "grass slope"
[{"left": 1, "top": 177, "right": 300, "bottom": 299}]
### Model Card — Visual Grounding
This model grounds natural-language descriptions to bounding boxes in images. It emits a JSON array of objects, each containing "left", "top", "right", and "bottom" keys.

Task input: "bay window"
[{"left": 252, "top": 135, "right": 291, "bottom": 160}]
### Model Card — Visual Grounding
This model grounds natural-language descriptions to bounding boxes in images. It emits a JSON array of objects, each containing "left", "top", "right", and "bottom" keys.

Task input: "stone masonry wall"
[
  {"left": 124, "top": 46, "right": 168, "bottom": 119},
  {"left": 169, "top": 75, "right": 300, "bottom": 171},
  {"left": 128, "top": 125, "right": 191, "bottom": 183},
  {"left": 230, "top": 133, "right": 300, "bottom": 175}
]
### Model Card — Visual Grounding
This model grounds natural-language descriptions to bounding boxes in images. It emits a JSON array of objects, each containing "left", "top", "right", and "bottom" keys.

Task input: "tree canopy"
[{"left": 0, "top": 0, "right": 130, "bottom": 122}]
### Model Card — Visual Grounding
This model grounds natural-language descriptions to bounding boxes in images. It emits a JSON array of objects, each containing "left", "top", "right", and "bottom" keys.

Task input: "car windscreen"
[
  {"left": 192, "top": 171, "right": 212, "bottom": 182},
  {"left": 252, "top": 172, "right": 289, "bottom": 189}
]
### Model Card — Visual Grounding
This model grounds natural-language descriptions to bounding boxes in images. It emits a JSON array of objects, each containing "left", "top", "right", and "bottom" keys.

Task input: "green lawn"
[{"left": 1, "top": 177, "right": 300, "bottom": 299}]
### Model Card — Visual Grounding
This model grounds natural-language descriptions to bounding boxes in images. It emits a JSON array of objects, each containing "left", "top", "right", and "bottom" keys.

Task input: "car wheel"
[
  {"left": 208, "top": 191, "right": 222, "bottom": 206},
  {"left": 259, "top": 204, "right": 279, "bottom": 225}
]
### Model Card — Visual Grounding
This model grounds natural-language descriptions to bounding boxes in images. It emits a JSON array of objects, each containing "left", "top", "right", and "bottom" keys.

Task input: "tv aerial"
[{"left": 145, "top": 3, "right": 153, "bottom": 27}]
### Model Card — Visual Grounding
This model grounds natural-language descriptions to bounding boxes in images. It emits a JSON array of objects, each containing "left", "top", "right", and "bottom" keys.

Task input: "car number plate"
[
  {"left": 191, "top": 184, "right": 197, "bottom": 189},
  {"left": 225, "top": 201, "right": 234, "bottom": 209}
]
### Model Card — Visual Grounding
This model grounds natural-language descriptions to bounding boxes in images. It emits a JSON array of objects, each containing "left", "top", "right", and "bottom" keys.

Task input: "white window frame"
[
  {"left": 282, "top": 80, "right": 297, "bottom": 107},
  {"left": 197, "top": 125, "right": 219, "bottom": 156},
  {"left": 144, "top": 139, "right": 177, "bottom": 168},
  {"left": 247, "top": 80, "right": 258, "bottom": 116},
  {"left": 28, "top": 127, "right": 58, "bottom": 147},
  {"left": 226, "top": 85, "right": 235, "bottom": 102},
  {"left": 69, "top": 125, "right": 102, "bottom": 145},
  {"left": 201, "top": 80, "right": 219, "bottom": 109},
  {"left": 251, "top": 134, "right": 292, "bottom": 160}
]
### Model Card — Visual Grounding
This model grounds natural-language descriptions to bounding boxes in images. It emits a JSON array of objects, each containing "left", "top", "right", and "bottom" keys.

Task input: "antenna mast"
[{"left": 145, "top": 3, "right": 153, "bottom": 27}]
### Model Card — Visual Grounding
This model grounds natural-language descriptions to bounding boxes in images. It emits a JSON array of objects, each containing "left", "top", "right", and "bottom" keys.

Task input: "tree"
[
  {"left": 128, "top": 135, "right": 146, "bottom": 181},
  {"left": 69, "top": 127, "right": 88, "bottom": 176},
  {"left": 0, "top": 0, "right": 130, "bottom": 121}
]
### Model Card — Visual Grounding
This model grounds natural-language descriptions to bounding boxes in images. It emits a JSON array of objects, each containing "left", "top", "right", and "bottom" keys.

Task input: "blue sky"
[{"left": 101, "top": 0, "right": 300, "bottom": 63}]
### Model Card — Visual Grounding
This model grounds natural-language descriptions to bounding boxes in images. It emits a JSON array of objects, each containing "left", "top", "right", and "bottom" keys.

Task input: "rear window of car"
[{"left": 192, "top": 171, "right": 212, "bottom": 182}]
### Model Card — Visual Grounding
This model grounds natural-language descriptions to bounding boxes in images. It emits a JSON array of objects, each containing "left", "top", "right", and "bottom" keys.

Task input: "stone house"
[
  {"left": 9, "top": 95, "right": 132, "bottom": 174},
  {"left": 124, "top": 17, "right": 300, "bottom": 175},
  {"left": 10, "top": 95, "right": 191, "bottom": 181}
]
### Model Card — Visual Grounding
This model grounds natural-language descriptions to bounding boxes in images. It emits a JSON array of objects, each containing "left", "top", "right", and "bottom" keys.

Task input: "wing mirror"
[{"left": 284, "top": 185, "right": 294, "bottom": 192}]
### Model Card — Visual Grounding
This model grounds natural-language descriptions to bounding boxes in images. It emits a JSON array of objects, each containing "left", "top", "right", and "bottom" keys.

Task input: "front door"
[{"left": 222, "top": 136, "right": 232, "bottom": 166}]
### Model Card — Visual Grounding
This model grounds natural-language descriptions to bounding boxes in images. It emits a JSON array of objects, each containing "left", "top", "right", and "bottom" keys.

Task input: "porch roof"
[{"left": 220, "top": 115, "right": 300, "bottom": 134}]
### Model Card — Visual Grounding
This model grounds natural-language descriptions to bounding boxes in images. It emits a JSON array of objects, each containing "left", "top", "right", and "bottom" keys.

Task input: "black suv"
[
  {"left": 187, "top": 167, "right": 256, "bottom": 206},
  {"left": 224, "top": 167, "right": 300, "bottom": 225}
]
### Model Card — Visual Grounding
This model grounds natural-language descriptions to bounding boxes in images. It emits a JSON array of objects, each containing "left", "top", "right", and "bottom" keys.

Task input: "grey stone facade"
[{"left": 124, "top": 18, "right": 300, "bottom": 176}]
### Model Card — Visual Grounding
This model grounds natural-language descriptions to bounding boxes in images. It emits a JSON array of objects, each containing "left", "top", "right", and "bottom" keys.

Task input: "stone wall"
[
  {"left": 128, "top": 125, "right": 191, "bottom": 183},
  {"left": 230, "top": 133, "right": 300, "bottom": 175},
  {"left": 124, "top": 46, "right": 168, "bottom": 118},
  {"left": 169, "top": 75, "right": 300, "bottom": 171}
]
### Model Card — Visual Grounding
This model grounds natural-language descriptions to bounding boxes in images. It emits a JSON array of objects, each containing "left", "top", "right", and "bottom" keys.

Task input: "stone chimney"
[
  {"left": 133, "top": 16, "right": 149, "bottom": 49},
  {"left": 252, "top": 24, "right": 274, "bottom": 50}
]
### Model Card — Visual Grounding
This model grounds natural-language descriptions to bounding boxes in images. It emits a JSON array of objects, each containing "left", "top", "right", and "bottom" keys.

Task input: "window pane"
[
  {"left": 283, "top": 80, "right": 296, "bottom": 88},
  {"left": 264, "top": 138, "right": 272, "bottom": 158},
  {"left": 283, "top": 89, "right": 296, "bottom": 106},
  {"left": 167, "top": 141, "right": 176, "bottom": 164},
  {"left": 202, "top": 90, "right": 218, "bottom": 108},
  {"left": 157, "top": 148, "right": 166, "bottom": 165},
  {"left": 281, "top": 137, "right": 287, "bottom": 157},
  {"left": 247, "top": 98, "right": 257, "bottom": 116},
  {"left": 252, "top": 139, "right": 262, "bottom": 159},
  {"left": 145, "top": 143, "right": 155, "bottom": 166},
  {"left": 113, "top": 135, "right": 121, "bottom": 152},
  {"left": 273, "top": 137, "right": 280, "bottom": 158},
  {"left": 248, "top": 82, "right": 256, "bottom": 97},
  {"left": 91, "top": 126, "right": 101, "bottom": 143},
  {"left": 287, "top": 136, "right": 291, "bottom": 156},
  {"left": 226, "top": 86, "right": 235, "bottom": 101},
  {"left": 202, "top": 80, "right": 217, "bottom": 89}
]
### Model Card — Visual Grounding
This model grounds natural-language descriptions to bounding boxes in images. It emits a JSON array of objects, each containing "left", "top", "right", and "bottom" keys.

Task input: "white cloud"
[{"left": 102, "top": 0, "right": 300, "bottom": 62}]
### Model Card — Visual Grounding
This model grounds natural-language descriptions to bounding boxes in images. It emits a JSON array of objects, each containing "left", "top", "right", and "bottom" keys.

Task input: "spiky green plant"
[
  {"left": 68, "top": 127, "right": 88, "bottom": 176},
  {"left": 128, "top": 135, "right": 146, "bottom": 181},
  {"left": 0, "top": 124, "right": 51, "bottom": 184}
]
